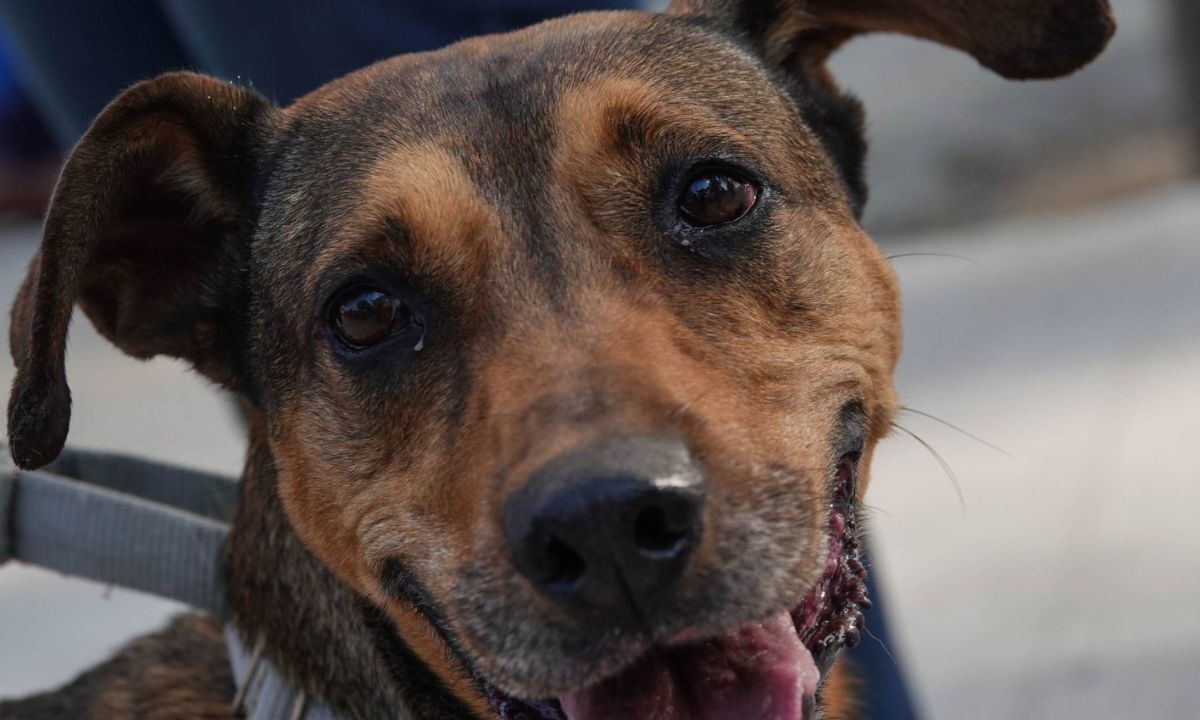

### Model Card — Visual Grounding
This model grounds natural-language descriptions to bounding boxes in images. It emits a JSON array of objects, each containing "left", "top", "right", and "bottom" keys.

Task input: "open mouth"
[{"left": 485, "top": 452, "right": 867, "bottom": 720}]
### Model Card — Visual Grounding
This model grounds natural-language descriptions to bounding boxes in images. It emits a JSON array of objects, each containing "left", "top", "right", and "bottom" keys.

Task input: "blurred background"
[{"left": 1, "top": 0, "right": 1198, "bottom": 718}]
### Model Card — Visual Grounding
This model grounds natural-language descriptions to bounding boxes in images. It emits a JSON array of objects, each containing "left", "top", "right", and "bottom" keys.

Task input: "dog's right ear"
[
  {"left": 7, "top": 72, "right": 282, "bottom": 469},
  {"left": 667, "top": 0, "right": 1116, "bottom": 81}
]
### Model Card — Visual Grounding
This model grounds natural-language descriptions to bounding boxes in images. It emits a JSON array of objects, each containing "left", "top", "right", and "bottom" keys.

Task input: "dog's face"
[
  {"left": 7, "top": 2, "right": 1113, "bottom": 718},
  {"left": 257, "top": 12, "right": 898, "bottom": 715}
]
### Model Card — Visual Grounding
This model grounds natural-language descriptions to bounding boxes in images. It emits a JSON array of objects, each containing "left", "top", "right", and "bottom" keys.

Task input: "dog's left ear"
[
  {"left": 7, "top": 72, "right": 282, "bottom": 469},
  {"left": 668, "top": 0, "right": 1116, "bottom": 81}
]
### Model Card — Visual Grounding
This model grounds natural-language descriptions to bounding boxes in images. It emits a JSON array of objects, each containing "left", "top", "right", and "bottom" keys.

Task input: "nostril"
[
  {"left": 506, "top": 436, "right": 707, "bottom": 617},
  {"left": 543, "top": 535, "right": 587, "bottom": 589},
  {"left": 633, "top": 503, "right": 691, "bottom": 556}
]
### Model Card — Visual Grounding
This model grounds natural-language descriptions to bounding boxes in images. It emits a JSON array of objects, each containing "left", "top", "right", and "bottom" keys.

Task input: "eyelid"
[
  {"left": 317, "top": 271, "right": 400, "bottom": 321},
  {"left": 679, "top": 151, "right": 766, "bottom": 182}
]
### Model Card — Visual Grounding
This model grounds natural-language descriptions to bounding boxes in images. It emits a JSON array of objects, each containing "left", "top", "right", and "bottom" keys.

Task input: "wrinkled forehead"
[
  {"left": 283, "top": 12, "right": 787, "bottom": 163},
  {"left": 253, "top": 11, "right": 838, "bottom": 304}
]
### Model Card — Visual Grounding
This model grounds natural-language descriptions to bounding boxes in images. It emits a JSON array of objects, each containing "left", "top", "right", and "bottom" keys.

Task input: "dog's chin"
[{"left": 483, "top": 456, "right": 867, "bottom": 720}]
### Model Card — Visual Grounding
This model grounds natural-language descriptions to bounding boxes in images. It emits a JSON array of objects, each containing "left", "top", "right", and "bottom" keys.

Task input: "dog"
[{"left": 3, "top": 1, "right": 1114, "bottom": 718}]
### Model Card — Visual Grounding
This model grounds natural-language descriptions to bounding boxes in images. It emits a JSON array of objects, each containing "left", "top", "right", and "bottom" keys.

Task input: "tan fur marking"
[
  {"left": 306, "top": 143, "right": 499, "bottom": 300},
  {"left": 821, "top": 661, "right": 860, "bottom": 719}
]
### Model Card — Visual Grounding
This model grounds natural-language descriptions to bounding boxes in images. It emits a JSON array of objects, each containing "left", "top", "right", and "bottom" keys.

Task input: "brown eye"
[
  {"left": 331, "top": 287, "right": 412, "bottom": 348},
  {"left": 678, "top": 171, "right": 758, "bottom": 226}
]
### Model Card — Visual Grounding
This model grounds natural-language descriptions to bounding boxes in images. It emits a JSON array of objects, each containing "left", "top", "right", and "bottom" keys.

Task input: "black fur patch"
[
  {"left": 378, "top": 558, "right": 489, "bottom": 717},
  {"left": 361, "top": 599, "right": 481, "bottom": 720},
  {"left": 784, "top": 75, "right": 869, "bottom": 218}
]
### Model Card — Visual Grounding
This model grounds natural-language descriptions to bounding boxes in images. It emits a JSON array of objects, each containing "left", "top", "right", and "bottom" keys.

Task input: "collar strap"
[
  {"left": 226, "top": 627, "right": 345, "bottom": 720},
  {"left": 0, "top": 447, "right": 231, "bottom": 616},
  {"left": 0, "top": 448, "right": 352, "bottom": 719}
]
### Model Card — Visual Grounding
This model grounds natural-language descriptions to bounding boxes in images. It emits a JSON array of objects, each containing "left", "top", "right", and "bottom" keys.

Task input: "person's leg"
[
  {"left": 0, "top": 40, "right": 57, "bottom": 217},
  {"left": 1171, "top": 0, "right": 1200, "bottom": 165},
  {"left": 846, "top": 546, "right": 923, "bottom": 719},
  {"left": 0, "top": 0, "right": 190, "bottom": 150},
  {"left": 158, "top": 0, "right": 635, "bottom": 105}
]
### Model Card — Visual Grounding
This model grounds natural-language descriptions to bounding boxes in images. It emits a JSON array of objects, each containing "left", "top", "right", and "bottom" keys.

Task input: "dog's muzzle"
[{"left": 486, "top": 439, "right": 868, "bottom": 720}]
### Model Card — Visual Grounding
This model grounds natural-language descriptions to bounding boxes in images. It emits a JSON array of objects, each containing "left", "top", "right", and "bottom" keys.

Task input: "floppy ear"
[
  {"left": 668, "top": 0, "right": 1116, "bottom": 81},
  {"left": 6, "top": 72, "right": 282, "bottom": 469}
]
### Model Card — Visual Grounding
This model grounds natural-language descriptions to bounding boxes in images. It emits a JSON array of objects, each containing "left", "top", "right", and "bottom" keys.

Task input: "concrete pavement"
[{"left": 869, "top": 184, "right": 1200, "bottom": 718}]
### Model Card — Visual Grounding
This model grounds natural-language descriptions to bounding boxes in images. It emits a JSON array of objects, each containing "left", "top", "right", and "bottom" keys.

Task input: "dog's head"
[{"left": 7, "top": 1, "right": 1112, "bottom": 717}]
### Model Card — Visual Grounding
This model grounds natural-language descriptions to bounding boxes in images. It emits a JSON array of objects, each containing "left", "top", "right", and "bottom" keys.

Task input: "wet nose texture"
[{"left": 504, "top": 435, "right": 706, "bottom": 629}]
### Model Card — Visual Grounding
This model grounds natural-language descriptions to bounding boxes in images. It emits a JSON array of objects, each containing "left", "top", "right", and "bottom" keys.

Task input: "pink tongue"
[{"left": 559, "top": 612, "right": 818, "bottom": 720}]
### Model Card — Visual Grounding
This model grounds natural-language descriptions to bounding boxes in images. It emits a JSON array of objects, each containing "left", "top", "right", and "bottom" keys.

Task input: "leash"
[{"left": 0, "top": 447, "right": 341, "bottom": 719}]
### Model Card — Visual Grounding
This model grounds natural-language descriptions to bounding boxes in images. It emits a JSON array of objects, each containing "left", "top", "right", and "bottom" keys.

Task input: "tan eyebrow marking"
[{"left": 308, "top": 143, "right": 502, "bottom": 296}]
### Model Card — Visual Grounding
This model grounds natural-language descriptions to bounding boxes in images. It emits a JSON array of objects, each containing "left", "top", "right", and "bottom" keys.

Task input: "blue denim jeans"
[
  {"left": 0, "top": 0, "right": 632, "bottom": 148},
  {"left": 851, "top": 550, "right": 923, "bottom": 719}
]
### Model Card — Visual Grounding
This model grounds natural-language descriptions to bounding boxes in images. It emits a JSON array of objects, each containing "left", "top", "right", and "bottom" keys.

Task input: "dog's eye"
[
  {"left": 677, "top": 171, "right": 758, "bottom": 227},
  {"left": 330, "top": 287, "right": 412, "bottom": 348}
]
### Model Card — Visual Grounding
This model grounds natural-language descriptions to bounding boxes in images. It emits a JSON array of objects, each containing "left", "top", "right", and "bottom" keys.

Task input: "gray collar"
[{"left": 1, "top": 447, "right": 360, "bottom": 720}]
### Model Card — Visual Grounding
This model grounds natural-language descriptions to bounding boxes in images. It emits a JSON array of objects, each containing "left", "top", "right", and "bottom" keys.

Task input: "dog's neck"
[{"left": 224, "top": 415, "right": 479, "bottom": 720}]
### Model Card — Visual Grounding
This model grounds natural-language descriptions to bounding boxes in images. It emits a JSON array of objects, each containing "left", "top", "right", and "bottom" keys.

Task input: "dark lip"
[
  {"left": 484, "top": 450, "right": 867, "bottom": 720},
  {"left": 796, "top": 450, "right": 868, "bottom": 679}
]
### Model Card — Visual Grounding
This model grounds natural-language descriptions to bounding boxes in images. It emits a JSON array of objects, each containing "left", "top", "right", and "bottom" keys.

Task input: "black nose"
[{"left": 504, "top": 435, "right": 705, "bottom": 627}]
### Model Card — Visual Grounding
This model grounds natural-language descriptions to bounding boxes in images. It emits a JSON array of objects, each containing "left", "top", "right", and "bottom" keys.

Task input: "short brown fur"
[{"left": 4, "top": 2, "right": 1113, "bottom": 719}]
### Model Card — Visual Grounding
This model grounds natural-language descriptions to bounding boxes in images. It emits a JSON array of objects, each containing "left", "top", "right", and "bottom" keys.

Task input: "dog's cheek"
[
  {"left": 837, "top": 223, "right": 903, "bottom": 485},
  {"left": 693, "top": 400, "right": 833, "bottom": 589},
  {"left": 270, "top": 439, "right": 377, "bottom": 593},
  {"left": 845, "top": 225, "right": 903, "bottom": 375},
  {"left": 264, "top": 405, "right": 402, "bottom": 595},
  {"left": 270, "top": 412, "right": 497, "bottom": 708}
]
